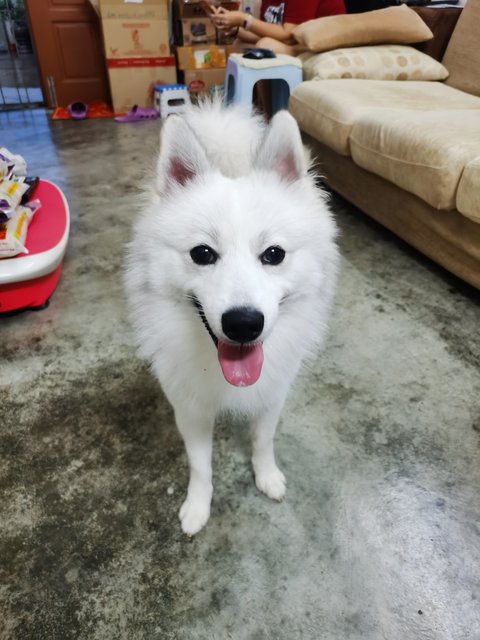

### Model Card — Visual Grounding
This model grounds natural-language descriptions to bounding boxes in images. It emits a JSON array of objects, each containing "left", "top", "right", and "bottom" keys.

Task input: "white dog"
[{"left": 124, "top": 101, "right": 338, "bottom": 535}]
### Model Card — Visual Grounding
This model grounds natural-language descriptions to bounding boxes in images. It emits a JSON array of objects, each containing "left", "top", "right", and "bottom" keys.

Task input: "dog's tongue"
[{"left": 218, "top": 341, "right": 264, "bottom": 387}]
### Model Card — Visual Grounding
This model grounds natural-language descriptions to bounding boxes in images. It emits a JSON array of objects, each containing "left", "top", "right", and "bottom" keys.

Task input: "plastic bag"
[
  {"left": 0, "top": 153, "right": 14, "bottom": 180},
  {"left": 0, "top": 147, "right": 27, "bottom": 176},
  {"left": 0, "top": 177, "right": 29, "bottom": 223},
  {"left": 0, "top": 199, "right": 41, "bottom": 258}
]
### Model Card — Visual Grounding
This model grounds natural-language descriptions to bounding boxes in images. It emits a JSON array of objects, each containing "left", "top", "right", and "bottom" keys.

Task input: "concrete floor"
[{"left": 1, "top": 109, "right": 479, "bottom": 640}]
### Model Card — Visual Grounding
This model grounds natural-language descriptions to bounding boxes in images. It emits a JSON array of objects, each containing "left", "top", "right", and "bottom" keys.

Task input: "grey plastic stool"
[{"left": 224, "top": 53, "right": 303, "bottom": 116}]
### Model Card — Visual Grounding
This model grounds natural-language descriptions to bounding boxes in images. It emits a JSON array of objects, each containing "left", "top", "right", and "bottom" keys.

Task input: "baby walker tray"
[{"left": 0, "top": 179, "right": 70, "bottom": 313}]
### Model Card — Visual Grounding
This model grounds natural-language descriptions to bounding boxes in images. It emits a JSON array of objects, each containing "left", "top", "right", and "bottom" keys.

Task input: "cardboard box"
[
  {"left": 108, "top": 57, "right": 177, "bottom": 113},
  {"left": 173, "top": 1, "right": 239, "bottom": 45},
  {"left": 99, "top": 0, "right": 170, "bottom": 59},
  {"left": 183, "top": 68, "right": 225, "bottom": 98},
  {"left": 97, "top": 1, "right": 175, "bottom": 112},
  {"left": 181, "top": 18, "right": 216, "bottom": 45},
  {"left": 176, "top": 44, "right": 234, "bottom": 70},
  {"left": 175, "top": 1, "right": 239, "bottom": 18}
]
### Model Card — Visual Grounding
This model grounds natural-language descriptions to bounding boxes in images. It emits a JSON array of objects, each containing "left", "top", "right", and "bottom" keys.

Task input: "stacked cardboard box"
[
  {"left": 98, "top": 0, "right": 177, "bottom": 113},
  {"left": 182, "top": 67, "right": 226, "bottom": 97},
  {"left": 174, "top": 1, "right": 240, "bottom": 98},
  {"left": 173, "top": 1, "right": 240, "bottom": 46},
  {"left": 176, "top": 45, "right": 235, "bottom": 71},
  {"left": 176, "top": 1, "right": 216, "bottom": 46},
  {"left": 176, "top": 43, "right": 234, "bottom": 98}
]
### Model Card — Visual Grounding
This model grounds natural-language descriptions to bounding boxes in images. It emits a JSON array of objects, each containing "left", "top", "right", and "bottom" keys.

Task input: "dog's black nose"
[{"left": 222, "top": 307, "right": 264, "bottom": 343}]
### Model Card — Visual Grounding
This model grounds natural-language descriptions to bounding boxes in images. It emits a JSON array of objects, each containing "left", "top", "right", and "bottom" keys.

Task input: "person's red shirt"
[
  {"left": 261, "top": 1, "right": 346, "bottom": 25},
  {"left": 314, "top": 0, "right": 346, "bottom": 19}
]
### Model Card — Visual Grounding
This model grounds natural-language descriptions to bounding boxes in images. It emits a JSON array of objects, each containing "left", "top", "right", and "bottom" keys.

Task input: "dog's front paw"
[
  {"left": 179, "top": 496, "right": 211, "bottom": 536},
  {"left": 254, "top": 466, "right": 286, "bottom": 502}
]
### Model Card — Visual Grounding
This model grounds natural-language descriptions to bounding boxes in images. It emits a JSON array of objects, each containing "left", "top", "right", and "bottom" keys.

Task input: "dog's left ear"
[
  {"left": 156, "top": 115, "right": 210, "bottom": 194},
  {"left": 254, "top": 111, "right": 307, "bottom": 182}
]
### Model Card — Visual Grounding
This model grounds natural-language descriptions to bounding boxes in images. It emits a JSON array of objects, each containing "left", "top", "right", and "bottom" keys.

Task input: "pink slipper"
[
  {"left": 115, "top": 105, "right": 158, "bottom": 123},
  {"left": 67, "top": 101, "right": 88, "bottom": 120}
]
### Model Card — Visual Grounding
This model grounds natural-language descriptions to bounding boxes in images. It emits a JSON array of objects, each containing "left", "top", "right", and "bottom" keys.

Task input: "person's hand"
[{"left": 210, "top": 7, "right": 246, "bottom": 30}]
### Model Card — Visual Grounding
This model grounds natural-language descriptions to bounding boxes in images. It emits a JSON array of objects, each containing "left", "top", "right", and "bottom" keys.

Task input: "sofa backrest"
[{"left": 442, "top": 0, "right": 480, "bottom": 97}]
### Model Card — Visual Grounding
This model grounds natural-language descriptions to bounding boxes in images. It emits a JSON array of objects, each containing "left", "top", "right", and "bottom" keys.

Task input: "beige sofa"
[{"left": 289, "top": 1, "right": 480, "bottom": 288}]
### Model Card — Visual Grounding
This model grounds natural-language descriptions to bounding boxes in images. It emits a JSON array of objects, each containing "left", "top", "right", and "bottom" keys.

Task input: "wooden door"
[{"left": 25, "top": 0, "right": 110, "bottom": 108}]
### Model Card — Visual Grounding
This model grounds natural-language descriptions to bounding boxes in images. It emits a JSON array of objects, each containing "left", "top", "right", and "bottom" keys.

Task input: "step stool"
[
  {"left": 154, "top": 84, "right": 191, "bottom": 118},
  {"left": 224, "top": 53, "right": 303, "bottom": 116}
]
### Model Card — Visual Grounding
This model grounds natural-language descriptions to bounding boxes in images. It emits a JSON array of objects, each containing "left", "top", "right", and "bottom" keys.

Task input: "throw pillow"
[
  {"left": 293, "top": 5, "right": 433, "bottom": 53},
  {"left": 302, "top": 45, "right": 449, "bottom": 81}
]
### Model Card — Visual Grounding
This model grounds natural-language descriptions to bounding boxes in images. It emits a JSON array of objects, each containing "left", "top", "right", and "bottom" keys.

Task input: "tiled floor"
[
  {"left": 1, "top": 109, "right": 479, "bottom": 640},
  {"left": 0, "top": 52, "right": 43, "bottom": 107}
]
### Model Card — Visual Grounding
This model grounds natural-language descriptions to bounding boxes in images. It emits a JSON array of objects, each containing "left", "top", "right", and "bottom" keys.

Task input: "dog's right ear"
[
  {"left": 255, "top": 111, "right": 307, "bottom": 183},
  {"left": 156, "top": 115, "right": 210, "bottom": 194}
]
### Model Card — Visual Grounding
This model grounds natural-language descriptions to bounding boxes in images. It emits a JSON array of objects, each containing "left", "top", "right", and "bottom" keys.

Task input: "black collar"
[{"left": 192, "top": 296, "right": 218, "bottom": 347}]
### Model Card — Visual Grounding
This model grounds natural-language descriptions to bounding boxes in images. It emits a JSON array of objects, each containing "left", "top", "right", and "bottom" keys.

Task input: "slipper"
[
  {"left": 114, "top": 105, "right": 159, "bottom": 123},
  {"left": 67, "top": 101, "right": 88, "bottom": 120}
]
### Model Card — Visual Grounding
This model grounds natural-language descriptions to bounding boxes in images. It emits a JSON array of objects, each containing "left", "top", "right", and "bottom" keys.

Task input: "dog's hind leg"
[
  {"left": 175, "top": 405, "right": 215, "bottom": 536},
  {"left": 251, "top": 402, "right": 286, "bottom": 502}
]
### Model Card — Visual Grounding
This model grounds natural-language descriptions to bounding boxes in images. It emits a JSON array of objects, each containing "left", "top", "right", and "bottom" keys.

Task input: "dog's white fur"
[{"left": 124, "top": 101, "right": 338, "bottom": 535}]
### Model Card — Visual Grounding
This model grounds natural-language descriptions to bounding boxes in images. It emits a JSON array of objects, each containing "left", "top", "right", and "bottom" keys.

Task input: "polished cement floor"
[{"left": 1, "top": 109, "right": 479, "bottom": 640}]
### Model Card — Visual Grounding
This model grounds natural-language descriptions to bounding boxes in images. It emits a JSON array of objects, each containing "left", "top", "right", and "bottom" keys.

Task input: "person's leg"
[
  {"left": 234, "top": 28, "right": 259, "bottom": 50},
  {"left": 255, "top": 36, "right": 297, "bottom": 55}
]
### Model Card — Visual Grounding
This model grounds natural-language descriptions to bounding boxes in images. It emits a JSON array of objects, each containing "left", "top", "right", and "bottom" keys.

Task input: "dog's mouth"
[
  {"left": 217, "top": 341, "right": 264, "bottom": 388},
  {"left": 192, "top": 297, "right": 264, "bottom": 388}
]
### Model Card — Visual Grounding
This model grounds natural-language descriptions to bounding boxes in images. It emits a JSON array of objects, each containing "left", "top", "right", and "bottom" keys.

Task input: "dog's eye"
[
  {"left": 260, "top": 246, "right": 285, "bottom": 266},
  {"left": 190, "top": 245, "right": 218, "bottom": 266}
]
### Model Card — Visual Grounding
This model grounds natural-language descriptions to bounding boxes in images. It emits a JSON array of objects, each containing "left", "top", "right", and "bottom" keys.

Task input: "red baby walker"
[{"left": 0, "top": 179, "right": 70, "bottom": 313}]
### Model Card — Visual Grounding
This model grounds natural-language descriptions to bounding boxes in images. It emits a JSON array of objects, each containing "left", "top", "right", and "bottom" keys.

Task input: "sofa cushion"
[
  {"left": 289, "top": 80, "right": 480, "bottom": 156},
  {"left": 442, "top": 0, "right": 480, "bottom": 98},
  {"left": 349, "top": 111, "right": 480, "bottom": 211},
  {"left": 293, "top": 5, "right": 432, "bottom": 53},
  {"left": 302, "top": 45, "right": 448, "bottom": 81},
  {"left": 457, "top": 158, "right": 480, "bottom": 224}
]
